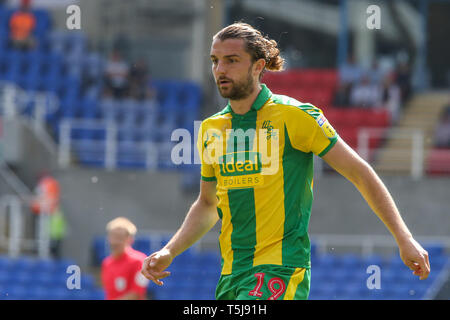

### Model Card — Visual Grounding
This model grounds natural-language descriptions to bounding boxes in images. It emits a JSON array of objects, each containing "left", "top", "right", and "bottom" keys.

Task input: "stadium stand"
[
  {"left": 262, "top": 70, "right": 392, "bottom": 151},
  {"left": 0, "top": 3, "right": 202, "bottom": 171},
  {"left": 90, "top": 235, "right": 448, "bottom": 300},
  {"left": 0, "top": 255, "right": 104, "bottom": 300}
]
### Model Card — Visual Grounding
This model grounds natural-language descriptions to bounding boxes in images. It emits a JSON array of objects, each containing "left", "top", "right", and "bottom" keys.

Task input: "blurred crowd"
[
  {"left": 334, "top": 55, "right": 412, "bottom": 123},
  {"left": 102, "top": 49, "right": 157, "bottom": 102}
]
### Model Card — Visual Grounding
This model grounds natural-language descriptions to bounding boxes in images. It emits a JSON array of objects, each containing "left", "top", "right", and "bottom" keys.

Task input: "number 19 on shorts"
[{"left": 248, "top": 272, "right": 286, "bottom": 300}]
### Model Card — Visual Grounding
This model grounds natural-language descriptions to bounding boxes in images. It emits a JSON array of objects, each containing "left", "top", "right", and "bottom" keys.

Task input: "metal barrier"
[
  {"left": 357, "top": 127, "right": 425, "bottom": 179},
  {"left": 0, "top": 81, "right": 59, "bottom": 128},
  {"left": 58, "top": 119, "right": 160, "bottom": 170},
  {"left": 0, "top": 195, "right": 23, "bottom": 257}
]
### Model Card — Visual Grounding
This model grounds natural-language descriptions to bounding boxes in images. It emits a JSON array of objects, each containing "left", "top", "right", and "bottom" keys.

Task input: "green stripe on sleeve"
[
  {"left": 318, "top": 135, "right": 339, "bottom": 157},
  {"left": 201, "top": 175, "right": 217, "bottom": 181}
]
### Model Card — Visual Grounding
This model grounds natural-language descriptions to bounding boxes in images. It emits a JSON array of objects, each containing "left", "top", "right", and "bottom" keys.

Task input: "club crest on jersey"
[{"left": 262, "top": 120, "right": 277, "bottom": 140}]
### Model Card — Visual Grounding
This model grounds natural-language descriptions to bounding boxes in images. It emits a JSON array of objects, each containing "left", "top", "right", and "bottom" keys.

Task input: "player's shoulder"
[
  {"left": 200, "top": 107, "right": 232, "bottom": 129},
  {"left": 269, "top": 93, "right": 324, "bottom": 121},
  {"left": 126, "top": 247, "right": 147, "bottom": 262},
  {"left": 101, "top": 256, "right": 113, "bottom": 268}
]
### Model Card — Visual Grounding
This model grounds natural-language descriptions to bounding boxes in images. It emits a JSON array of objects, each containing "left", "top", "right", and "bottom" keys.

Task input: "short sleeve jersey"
[
  {"left": 101, "top": 246, "right": 149, "bottom": 300},
  {"left": 197, "top": 84, "right": 339, "bottom": 275}
]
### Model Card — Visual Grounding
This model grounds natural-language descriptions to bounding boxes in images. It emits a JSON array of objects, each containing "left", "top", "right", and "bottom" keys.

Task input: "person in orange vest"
[
  {"left": 9, "top": 0, "right": 36, "bottom": 51},
  {"left": 31, "top": 171, "right": 66, "bottom": 258}
]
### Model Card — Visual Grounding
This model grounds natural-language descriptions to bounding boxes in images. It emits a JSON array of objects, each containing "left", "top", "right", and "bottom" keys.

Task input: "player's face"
[
  {"left": 107, "top": 228, "right": 132, "bottom": 256},
  {"left": 210, "top": 38, "right": 258, "bottom": 100}
]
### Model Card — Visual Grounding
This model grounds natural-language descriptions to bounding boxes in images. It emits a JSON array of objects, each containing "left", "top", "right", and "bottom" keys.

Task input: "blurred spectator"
[
  {"left": 336, "top": 55, "right": 363, "bottom": 108},
  {"left": 103, "top": 50, "right": 130, "bottom": 99},
  {"left": 339, "top": 55, "right": 363, "bottom": 86},
  {"left": 350, "top": 74, "right": 381, "bottom": 108},
  {"left": 101, "top": 217, "right": 149, "bottom": 300},
  {"left": 31, "top": 171, "right": 60, "bottom": 219},
  {"left": 129, "top": 58, "right": 157, "bottom": 101},
  {"left": 48, "top": 206, "right": 67, "bottom": 259},
  {"left": 30, "top": 171, "right": 66, "bottom": 258},
  {"left": 367, "top": 60, "right": 384, "bottom": 85},
  {"left": 380, "top": 72, "right": 401, "bottom": 123},
  {"left": 434, "top": 105, "right": 450, "bottom": 148},
  {"left": 8, "top": 0, "right": 36, "bottom": 51},
  {"left": 333, "top": 82, "right": 350, "bottom": 107},
  {"left": 395, "top": 61, "right": 412, "bottom": 103}
]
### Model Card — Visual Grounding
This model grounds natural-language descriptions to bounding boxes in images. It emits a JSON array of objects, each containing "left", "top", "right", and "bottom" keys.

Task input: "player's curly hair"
[{"left": 213, "top": 22, "right": 285, "bottom": 79}]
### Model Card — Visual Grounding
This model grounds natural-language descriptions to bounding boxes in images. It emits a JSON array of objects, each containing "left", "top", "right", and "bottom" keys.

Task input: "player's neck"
[
  {"left": 111, "top": 248, "right": 127, "bottom": 259},
  {"left": 229, "top": 84, "right": 262, "bottom": 115}
]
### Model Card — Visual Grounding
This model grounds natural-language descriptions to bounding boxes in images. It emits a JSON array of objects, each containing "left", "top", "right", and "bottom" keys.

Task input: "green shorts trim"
[{"left": 215, "top": 264, "right": 310, "bottom": 300}]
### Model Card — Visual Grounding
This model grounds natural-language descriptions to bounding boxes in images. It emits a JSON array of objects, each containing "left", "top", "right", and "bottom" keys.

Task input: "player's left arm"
[{"left": 321, "top": 138, "right": 431, "bottom": 280}]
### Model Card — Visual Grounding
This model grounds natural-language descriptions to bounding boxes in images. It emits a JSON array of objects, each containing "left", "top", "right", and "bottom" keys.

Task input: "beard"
[{"left": 216, "top": 68, "right": 255, "bottom": 100}]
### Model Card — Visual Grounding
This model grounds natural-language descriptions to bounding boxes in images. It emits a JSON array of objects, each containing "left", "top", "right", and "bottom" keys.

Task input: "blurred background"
[{"left": 0, "top": 0, "right": 449, "bottom": 300}]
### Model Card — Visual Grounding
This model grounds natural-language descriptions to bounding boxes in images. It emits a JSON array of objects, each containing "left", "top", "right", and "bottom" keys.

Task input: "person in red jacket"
[{"left": 101, "top": 217, "right": 149, "bottom": 300}]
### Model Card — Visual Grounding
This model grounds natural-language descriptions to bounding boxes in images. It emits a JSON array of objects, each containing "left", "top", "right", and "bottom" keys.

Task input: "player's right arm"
[{"left": 141, "top": 179, "right": 219, "bottom": 286}]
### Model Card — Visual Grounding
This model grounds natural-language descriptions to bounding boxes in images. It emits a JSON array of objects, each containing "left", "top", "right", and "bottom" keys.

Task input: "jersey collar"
[{"left": 222, "top": 84, "right": 272, "bottom": 115}]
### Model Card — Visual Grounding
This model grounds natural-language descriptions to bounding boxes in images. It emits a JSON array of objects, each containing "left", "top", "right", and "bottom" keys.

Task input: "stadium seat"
[
  {"left": 132, "top": 237, "right": 152, "bottom": 255},
  {"left": 27, "top": 285, "right": 50, "bottom": 300},
  {"left": 426, "top": 148, "right": 450, "bottom": 175},
  {"left": 88, "top": 289, "right": 105, "bottom": 300},
  {"left": 4, "top": 285, "right": 28, "bottom": 300}
]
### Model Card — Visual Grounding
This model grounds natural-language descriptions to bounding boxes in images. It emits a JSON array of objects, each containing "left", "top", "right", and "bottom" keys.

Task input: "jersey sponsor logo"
[
  {"left": 317, "top": 115, "right": 325, "bottom": 127},
  {"left": 219, "top": 151, "right": 264, "bottom": 189},
  {"left": 219, "top": 151, "right": 262, "bottom": 176},
  {"left": 220, "top": 174, "right": 263, "bottom": 189},
  {"left": 317, "top": 115, "right": 336, "bottom": 138}
]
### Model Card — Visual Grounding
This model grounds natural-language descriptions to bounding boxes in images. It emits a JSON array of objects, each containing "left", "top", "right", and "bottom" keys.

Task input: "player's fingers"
[
  {"left": 141, "top": 258, "right": 152, "bottom": 275},
  {"left": 149, "top": 253, "right": 161, "bottom": 268},
  {"left": 151, "top": 270, "right": 171, "bottom": 279},
  {"left": 418, "top": 255, "right": 430, "bottom": 280},
  {"left": 424, "top": 251, "right": 431, "bottom": 272},
  {"left": 142, "top": 269, "right": 164, "bottom": 286}
]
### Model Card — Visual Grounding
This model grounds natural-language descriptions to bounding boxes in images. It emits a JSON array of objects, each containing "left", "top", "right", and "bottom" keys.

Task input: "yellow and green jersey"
[{"left": 197, "top": 84, "right": 338, "bottom": 275}]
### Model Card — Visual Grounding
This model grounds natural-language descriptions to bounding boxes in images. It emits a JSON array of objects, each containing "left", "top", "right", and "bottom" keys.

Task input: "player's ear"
[{"left": 253, "top": 58, "right": 266, "bottom": 77}]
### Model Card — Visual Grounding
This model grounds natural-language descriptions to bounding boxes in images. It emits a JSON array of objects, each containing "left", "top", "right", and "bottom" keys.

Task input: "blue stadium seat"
[
  {"left": 0, "top": 271, "right": 8, "bottom": 285},
  {"left": 316, "top": 253, "right": 340, "bottom": 269},
  {"left": 34, "top": 271, "right": 55, "bottom": 286},
  {"left": 33, "top": 9, "right": 52, "bottom": 39},
  {"left": 431, "top": 255, "right": 448, "bottom": 269},
  {"left": 92, "top": 235, "right": 109, "bottom": 265},
  {"left": 362, "top": 254, "right": 385, "bottom": 269},
  {"left": 4, "top": 285, "right": 28, "bottom": 300},
  {"left": 14, "top": 271, "right": 34, "bottom": 285},
  {"left": 88, "top": 289, "right": 105, "bottom": 300},
  {"left": 0, "top": 256, "right": 10, "bottom": 270},
  {"left": 55, "top": 258, "right": 76, "bottom": 272},
  {"left": 133, "top": 237, "right": 152, "bottom": 255},
  {"left": 424, "top": 243, "right": 445, "bottom": 257},
  {"left": 48, "top": 287, "right": 72, "bottom": 300}
]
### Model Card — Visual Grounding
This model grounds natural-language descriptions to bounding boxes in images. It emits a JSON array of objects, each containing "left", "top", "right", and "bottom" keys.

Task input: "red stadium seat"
[
  {"left": 365, "top": 109, "right": 391, "bottom": 127},
  {"left": 426, "top": 148, "right": 450, "bottom": 175}
]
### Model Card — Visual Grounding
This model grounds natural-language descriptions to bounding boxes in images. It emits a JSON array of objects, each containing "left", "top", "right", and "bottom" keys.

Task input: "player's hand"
[
  {"left": 397, "top": 236, "right": 430, "bottom": 280},
  {"left": 141, "top": 248, "right": 173, "bottom": 286}
]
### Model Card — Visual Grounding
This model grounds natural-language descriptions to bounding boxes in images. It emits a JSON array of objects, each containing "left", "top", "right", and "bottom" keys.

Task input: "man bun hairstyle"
[{"left": 214, "top": 22, "right": 285, "bottom": 79}]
